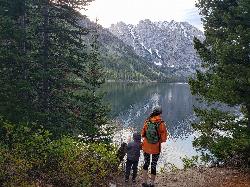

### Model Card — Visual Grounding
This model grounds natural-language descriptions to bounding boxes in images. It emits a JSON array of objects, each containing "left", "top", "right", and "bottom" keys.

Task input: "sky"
[{"left": 82, "top": 0, "right": 203, "bottom": 30}]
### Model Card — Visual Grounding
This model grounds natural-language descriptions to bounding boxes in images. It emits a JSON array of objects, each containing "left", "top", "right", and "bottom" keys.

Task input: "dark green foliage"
[
  {"left": 0, "top": 0, "right": 34, "bottom": 123},
  {"left": 190, "top": 0, "right": 250, "bottom": 120},
  {"left": 76, "top": 27, "right": 114, "bottom": 142},
  {"left": 0, "top": 0, "right": 112, "bottom": 140},
  {"left": 192, "top": 108, "right": 250, "bottom": 165},
  {"left": 190, "top": 0, "right": 250, "bottom": 166},
  {"left": 0, "top": 119, "right": 118, "bottom": 186},
  {"left": 0, "top": 1, "right": 117, "bottom": 185},
  {"left": 100, "top": 44, "right": 166, "bottom": 82}
]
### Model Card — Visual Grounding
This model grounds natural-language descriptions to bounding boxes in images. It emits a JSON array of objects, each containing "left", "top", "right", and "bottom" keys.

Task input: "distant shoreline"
[{"left": 105, "top": 80, "right": 189, "bottom": 84}]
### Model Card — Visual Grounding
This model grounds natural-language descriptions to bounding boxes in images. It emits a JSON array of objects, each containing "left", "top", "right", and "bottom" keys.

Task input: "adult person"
[{"left": 141, "top": 106, "right": 167, "bottom": 187}]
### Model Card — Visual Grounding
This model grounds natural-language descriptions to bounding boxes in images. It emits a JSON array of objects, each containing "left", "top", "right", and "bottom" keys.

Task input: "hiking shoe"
[
  {"left": 132, "top": 178, "right": 136, "bottom": 183},
  {"left": 142, "top": 183, "right": 148, "bottom": 187},
  {"left": 125, "top": 178, "right": 129, "bottom": 183},
  {"left": 149, "top": 184, "right": 155, "bottom": 187}
]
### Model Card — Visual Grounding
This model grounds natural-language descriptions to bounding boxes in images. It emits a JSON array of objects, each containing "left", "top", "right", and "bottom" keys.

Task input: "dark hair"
[
  {"left": 150, "top": 106, "right": 162, "bottom": 118},
  {"left": 133, "top": 132, "right": 141, "bottom": 142}
]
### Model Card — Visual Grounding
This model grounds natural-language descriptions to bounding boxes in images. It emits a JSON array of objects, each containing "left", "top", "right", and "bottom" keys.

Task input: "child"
[
  {"left": 117, "top": 142, "right": 127, "bottom": 163},
  {"left": 125, "top": 132, "right": 141, "bottom": 183}
]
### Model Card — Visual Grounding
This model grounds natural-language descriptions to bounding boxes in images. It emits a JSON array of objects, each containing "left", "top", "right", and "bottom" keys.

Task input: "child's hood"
[{"left": 133, "top": 133, "right": 141, "bottom": 142}]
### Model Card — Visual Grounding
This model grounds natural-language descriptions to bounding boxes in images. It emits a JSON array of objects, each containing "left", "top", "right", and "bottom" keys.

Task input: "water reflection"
[
  {"left": 103, "top": 83, "right": 198, "bottom": 139},
  {"left": 103, "top": 82, "right": 199, "bottom": 168}
]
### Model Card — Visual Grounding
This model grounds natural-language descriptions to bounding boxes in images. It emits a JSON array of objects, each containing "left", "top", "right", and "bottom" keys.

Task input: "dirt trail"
[{"left": 112, "top": 167, "right": 250, "bottom": 187}]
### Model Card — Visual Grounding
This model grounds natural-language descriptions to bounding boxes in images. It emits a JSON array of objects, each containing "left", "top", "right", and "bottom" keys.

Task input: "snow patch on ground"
[{"left": 154, "top": 61, "right": 162, "bottom": 66}]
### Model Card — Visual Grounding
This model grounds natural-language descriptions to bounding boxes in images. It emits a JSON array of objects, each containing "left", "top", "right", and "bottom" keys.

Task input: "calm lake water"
[{"left": 103, "top": 82, "right": 200, "bottom": 169}]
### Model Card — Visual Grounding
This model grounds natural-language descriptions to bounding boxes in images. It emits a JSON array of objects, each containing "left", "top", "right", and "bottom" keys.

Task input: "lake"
[{"left": 103, "top": 82, "right": 200, "bottom": 169}]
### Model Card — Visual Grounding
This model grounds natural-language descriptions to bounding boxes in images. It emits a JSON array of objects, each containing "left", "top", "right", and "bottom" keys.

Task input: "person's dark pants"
[
  {"left": 143, "top": 152, "right": 160, "bottom": 175},
  {"left": 125, "top": 159, "right": 139, "bottom": 180}
]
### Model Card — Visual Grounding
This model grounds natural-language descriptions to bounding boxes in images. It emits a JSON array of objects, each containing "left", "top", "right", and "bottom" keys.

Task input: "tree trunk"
[
  {"left": 20, "top": 1, "right": 26, "bottom": 55},
  {"left": 42, "top": 1, "right": 50, "bottom": 119},
  {"left": 20, "top": 0, "right": 27, "bottom": 87},
  {"left": 246, "top": 104, "right": 250, "bottom": 131},
  {"left": 18, "top": 0, "right": 30, "bottom": 120}
]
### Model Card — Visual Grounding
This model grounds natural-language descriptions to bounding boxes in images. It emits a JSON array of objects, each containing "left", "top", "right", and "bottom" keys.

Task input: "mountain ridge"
[
  {"left": 109, "top": 19, "right": 205, "bottom": 79},
  {"left": 81, "top": 18, "right": 205, "bottom": 82},
  {"left": 81, "top": 18, "right": 171, "bottom": 82}
]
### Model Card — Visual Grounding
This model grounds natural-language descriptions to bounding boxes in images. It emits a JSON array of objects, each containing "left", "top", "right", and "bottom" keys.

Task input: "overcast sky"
[{"left": 82, "top": 0, "right": 203, "bottom": 30}]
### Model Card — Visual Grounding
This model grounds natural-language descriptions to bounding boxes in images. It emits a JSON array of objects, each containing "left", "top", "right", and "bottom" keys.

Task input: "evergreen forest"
[{"left": 0, "top": 0, "right": 249, "bottom": 186}]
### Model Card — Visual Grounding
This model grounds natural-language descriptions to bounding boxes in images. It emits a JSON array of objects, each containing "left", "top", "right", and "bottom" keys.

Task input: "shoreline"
[
  {"left": 111, "top": 167, "right": 250, "bottom": 187},
  {"left": 105, "top": 80, "right": 189, "bottom": 84}
]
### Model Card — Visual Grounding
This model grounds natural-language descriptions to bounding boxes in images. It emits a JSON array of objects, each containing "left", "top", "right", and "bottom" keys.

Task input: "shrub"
[
  {"left": 181, "top": 156, "right": 199, "bottom": 170},
  {"left": 192, "top": 109, "right": 250, "bottom": 168},
  {"left": 159, "top": 162, "right": 179, "bottom": 173},
  {"left": 0, "top": 119, "right": 119, "bottom": 186},
  {"left": 47, "top": 138, "right": 119, "bottom": 187}
]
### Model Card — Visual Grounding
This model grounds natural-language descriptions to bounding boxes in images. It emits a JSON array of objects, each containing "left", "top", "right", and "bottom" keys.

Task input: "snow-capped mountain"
[
  {"left": 80, "top": 18, "right": 170, "bottom": 82},
  {"left": 109, "top": 19, "right": 205, "bottom": 78}
]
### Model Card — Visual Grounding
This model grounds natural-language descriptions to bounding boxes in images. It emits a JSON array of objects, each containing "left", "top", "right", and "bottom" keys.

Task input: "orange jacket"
[{"left": 141, "top": 115, "right": 167, "bottom": 154}]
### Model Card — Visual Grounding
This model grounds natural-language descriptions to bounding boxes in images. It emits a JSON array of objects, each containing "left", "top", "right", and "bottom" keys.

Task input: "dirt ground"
[{"left": 111, "top": 167, "right": 250, "bottom": 187}]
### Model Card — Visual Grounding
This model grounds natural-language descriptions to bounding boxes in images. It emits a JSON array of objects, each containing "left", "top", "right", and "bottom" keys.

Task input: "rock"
[
  {"left": 172, "top": 177, "right": 178, "bottom": 182},
  {"left": 109, "top": 20, "right": 205, "bottom": 79}
]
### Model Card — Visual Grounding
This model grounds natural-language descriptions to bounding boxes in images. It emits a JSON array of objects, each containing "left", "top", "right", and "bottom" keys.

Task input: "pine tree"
[
  {"left": 189, "top": 0, "right": 250, "bottom": 164},
  {"left": 0, "top": 0, "right": 113, "bottom": 140},
  {"left": 29, "top": 1, "right": 89, "bottom": 136},
  {"left": 26, "top": 0, "right": 93, "bottom": 137},
  {"left": 76, "top": 24, "right": 112, "bottom": 142},
  {"left": 0, "top": 0, "right": 35, "bottom": 122}
]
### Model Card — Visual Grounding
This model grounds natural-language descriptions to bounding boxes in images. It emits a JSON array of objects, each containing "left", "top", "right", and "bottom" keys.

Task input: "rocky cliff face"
[
  {"left": 109, "top": 19, "right": 205, "bottom": 78},
  {"left": 80, "top": 18, "right": 169, "bottom": 82}
]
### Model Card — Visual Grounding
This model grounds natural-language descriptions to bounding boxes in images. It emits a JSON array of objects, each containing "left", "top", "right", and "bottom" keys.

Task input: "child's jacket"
[{"left": 126, "top": 133, "right": 141, "bottom": 161}]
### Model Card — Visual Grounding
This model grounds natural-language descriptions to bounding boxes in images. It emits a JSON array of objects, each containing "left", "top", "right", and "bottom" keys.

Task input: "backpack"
[{"left": 145, "top": 121, "right": 161, "bottom": 144}]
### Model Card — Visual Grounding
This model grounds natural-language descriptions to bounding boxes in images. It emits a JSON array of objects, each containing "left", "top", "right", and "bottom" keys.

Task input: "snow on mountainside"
[
  {"left": 79, "top": 18, "right": 170, "bottom": 82},
  {"left": 109, "top": 19, "right": 205, "bottom": 78}
]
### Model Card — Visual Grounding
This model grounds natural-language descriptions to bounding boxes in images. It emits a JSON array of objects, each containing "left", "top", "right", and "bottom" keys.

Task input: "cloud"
[
  {"left": 182, "top": 8, "right": 204, "bottom": 30},
  {"left": 83, "top": 0, "right": 203, "bottom": 30}
]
